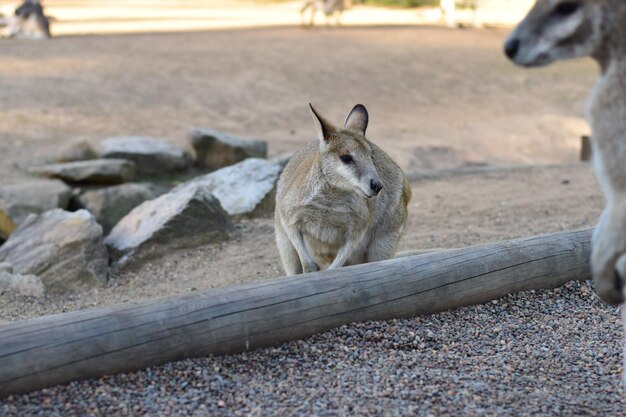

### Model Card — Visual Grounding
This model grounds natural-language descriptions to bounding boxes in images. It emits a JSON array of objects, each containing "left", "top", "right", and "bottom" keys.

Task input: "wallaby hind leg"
[
  {"left": 275, "top": 219, "right": 303, "bottom": 276},
  {"left": 366, "top": 230, "right": 402, "bottom": 263}
]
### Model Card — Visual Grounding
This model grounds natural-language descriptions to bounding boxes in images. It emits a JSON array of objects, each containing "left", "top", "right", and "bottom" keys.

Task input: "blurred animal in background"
[
  {"left": 300, "top": 0, "right": 350, "bottom": 28},
  {"left": 1, "top": 0, "right": 51, "bottom": 39},
  {"left": 275, "top": 104, "right": 411, "bottom": 276}
]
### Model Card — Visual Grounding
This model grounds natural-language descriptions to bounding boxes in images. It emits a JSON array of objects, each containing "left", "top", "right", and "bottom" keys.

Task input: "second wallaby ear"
[
  {"left": 344, "top": 104, "right": 369, "bottom": 135},
  {"left": 309, "top": 103, "right": 335, "bottom": 145}
]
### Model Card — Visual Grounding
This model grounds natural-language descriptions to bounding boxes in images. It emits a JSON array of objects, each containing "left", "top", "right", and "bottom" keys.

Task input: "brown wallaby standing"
[
  {"left": 505, "top": 0, "right": 626, "bottom": 384},
  {"left": 505, "top": 0, "right": 626, "bottom": 305},
  {"left": 274, "top": 104, "right": 411, "bottom": 276}
]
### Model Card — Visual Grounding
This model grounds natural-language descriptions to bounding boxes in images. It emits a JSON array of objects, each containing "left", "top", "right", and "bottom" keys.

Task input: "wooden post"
[
  {"left": 581, "top": 135, "right": 592, "bottom": 161},
  {"left": 0, "top": 229, "right": 592, "bottom": 398}
]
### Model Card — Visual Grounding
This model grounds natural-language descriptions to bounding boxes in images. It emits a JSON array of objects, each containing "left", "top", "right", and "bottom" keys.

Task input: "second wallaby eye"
[
  {"left": 340, "top": 154, "right": 353, "bottom": 164},
  {"left": 554, "top": 2, "right": 581, "bottom": 17}
]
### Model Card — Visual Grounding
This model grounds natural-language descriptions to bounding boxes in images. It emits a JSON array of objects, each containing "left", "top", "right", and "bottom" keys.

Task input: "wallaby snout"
[
  {"left": 369, "top": 178, "right": 383, "bottom": 196},
  {"left": 503, "top": 38, "right": 520, "bottom": 60},
  {"left": 504, "top": 0, "right": 603, "bottom": 68}
]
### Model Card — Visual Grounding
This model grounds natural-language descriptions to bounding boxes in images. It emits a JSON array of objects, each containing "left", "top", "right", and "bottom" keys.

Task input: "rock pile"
[{"left": 0, "top": 129, "right": 283, "bottom": 296}]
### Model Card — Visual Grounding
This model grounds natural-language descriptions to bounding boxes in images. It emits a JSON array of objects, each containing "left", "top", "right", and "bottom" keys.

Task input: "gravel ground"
[{"left": 2, "top": 281, "right": 624, "bottom": 416}]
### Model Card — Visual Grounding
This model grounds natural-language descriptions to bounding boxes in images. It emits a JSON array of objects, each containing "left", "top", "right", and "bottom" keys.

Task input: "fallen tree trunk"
[{"left": 0, "top": 228, "right": 592, "bottom": 398}]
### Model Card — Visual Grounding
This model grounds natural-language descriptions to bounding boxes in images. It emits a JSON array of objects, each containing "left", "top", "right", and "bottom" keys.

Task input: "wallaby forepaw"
[{"left": 303, "top": 262, "right": 320, "bottom": 274}]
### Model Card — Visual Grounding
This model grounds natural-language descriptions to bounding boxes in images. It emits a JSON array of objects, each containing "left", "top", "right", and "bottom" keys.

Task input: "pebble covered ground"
[{"left": 2, "top": 281, "right": 624, "bottom": 416}]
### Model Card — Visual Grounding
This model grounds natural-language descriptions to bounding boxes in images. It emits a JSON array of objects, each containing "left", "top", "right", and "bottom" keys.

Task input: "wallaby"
[
  {"left": 275, "top": 104, "right": 411, "bottom": 276},
  {"left": 5, "top": 0, "right": 50, "bottom": 39},
  {"left": 505, "top": 0, "right": 626, "bottom": 306},
  {"left": 300, "top": 0, "right": 346, "bottom": 28}
]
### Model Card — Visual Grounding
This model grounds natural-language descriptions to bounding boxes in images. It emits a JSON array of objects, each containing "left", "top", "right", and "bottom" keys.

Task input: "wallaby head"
[
  {"left": 504, "top": 0, "right": 620, "bottom": 68},
  {"left": 309, "top": 104, "right": 383, "bottom": 198}
]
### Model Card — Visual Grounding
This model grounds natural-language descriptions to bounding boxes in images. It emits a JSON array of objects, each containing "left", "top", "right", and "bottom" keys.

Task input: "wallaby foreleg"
[
  {"left": 281, "top": 220, "right": 320, "bottom": 274},
  {"left": 328, "top": 230, "right": 368, "bottom": 270},
  {"left": 275, "top": 221, "right": 303, "bottom": 276},
  {"left": 591, "top": 207, "right": 626, "bottom": 305},
  {"left": 366, "top": 231, "right": 402, "bottom": 263}
]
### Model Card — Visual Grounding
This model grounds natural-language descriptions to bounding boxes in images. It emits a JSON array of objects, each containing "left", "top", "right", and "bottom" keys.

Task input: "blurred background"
[{"left": 0, "top": 0, "right": 593, "bottom": 183}]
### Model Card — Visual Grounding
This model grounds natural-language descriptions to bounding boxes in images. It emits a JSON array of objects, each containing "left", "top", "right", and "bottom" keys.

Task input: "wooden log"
[{"left": 0, "top": 229, "right": 592, "bottom": 398}]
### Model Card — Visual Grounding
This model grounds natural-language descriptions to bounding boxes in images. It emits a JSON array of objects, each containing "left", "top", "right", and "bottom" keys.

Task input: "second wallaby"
[
  {"left": 505, "top": 0, "right": 626, "bottom": 305},
  {"left": 275, "top": 104, "right": 411, "bottom": 276}
]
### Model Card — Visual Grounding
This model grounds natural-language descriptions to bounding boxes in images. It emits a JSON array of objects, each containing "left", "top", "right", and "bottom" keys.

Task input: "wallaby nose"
[
  {"left": 370, "top": 179, "right": 383, "bottom": 195},
  {"left": 504, "top": 38, "right": 520, "bottom": 60}
]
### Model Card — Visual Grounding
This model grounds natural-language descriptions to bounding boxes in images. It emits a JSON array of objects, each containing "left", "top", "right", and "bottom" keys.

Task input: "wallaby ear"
[
  {"left": 344, "top": 104, "right": 369, "bottom": 135},
  {"left": 309, "top": 103, "right": 335, "bottom": 146}
]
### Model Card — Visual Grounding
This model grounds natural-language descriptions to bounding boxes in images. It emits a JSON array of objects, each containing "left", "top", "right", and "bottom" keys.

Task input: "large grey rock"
[
  {"left": 180, "top": 158, "right": 283, "bottom": 216},
  {"left": 76, "top": 183, "right": 165, "bottom": 234},
  {"left": 31, "top": 159, "right": 135, "bottom": 185},
  {"left": 56, "top": 140, "right": 98, "bottom": 163},
  {"left": 98, "top": 136, "right": 192, "bottom": 176},
  {"left": 0, "top": 210, "right": 109, "bottom": 293},
  {"left": 269, "top": 152, "right": 293, "bottom": 169},
  {"left": 0, "top": 180, "right": 72, "bottom": 240},
  {"left": 190, "top": 128, "right": 268, "bottom": 170},
  {"left": 105, "top": 186, "right": 233, "bottom": 269},
  {"left": 0, "top": 267, "right": 45, "bottom": 298}
]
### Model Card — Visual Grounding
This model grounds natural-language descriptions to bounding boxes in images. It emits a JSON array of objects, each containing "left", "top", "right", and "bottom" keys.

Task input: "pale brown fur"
[
  {"left": 506, "top": 0, "right": 626, "bottom": 306},
  {"left": 275, "top": 104, "right": 411, "bottom": 275}
]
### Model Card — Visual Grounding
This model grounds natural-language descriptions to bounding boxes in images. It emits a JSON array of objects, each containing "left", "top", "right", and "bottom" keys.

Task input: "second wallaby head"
[
  {"left": 309, "top": 104, "right": 383, "bottom": 198},
  {"left": 504, "top": 0, "right": 625, "bottom": 68}
]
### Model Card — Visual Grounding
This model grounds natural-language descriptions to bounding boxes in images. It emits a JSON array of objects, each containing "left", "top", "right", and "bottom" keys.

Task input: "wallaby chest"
[{"left": 296, "top": 190, "right": 370, "bottom": 244}]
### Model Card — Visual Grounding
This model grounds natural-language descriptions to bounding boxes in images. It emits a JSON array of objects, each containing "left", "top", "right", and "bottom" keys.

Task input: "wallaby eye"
[
  {"left": 340, "top": 154, "right": 353, "bottom": 164},
  {"left": 554, "top": 2, "right": 580, "bottom": 17}
]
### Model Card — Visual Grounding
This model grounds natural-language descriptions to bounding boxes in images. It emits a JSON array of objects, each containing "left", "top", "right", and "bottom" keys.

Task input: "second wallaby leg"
[{"left": 366, "top": 230, "right": 403, "bottom": 263}]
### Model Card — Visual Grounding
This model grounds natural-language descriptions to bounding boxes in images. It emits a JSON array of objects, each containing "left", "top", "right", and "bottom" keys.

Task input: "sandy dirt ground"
[
  {"left": 0, "top": 20, "right": 604, "bottom": 318},
  {"left": 0, "top": 25, "right": 596, "bottom": 184},
  {"left": 0, "top": 163, "right": 604, "bottom": 322}
]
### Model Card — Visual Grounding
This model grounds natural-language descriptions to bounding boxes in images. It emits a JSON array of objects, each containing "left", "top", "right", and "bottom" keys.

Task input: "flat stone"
[
  {"left": 269, "top": 152, "right": 293, "bottom": 169},
  {"left": 98, "top": 136, "right": 192, "bottom": 176},
  {"left": 180, "top": 158, "right": 283, "bottom": 216},
  {"left": 0, "top": 262, "right": 13, "bottom": 274},
  {"left": 76, "top": 183, "right": 165, "bottom": 234},
  {"left": 105, "top": 186, "right": 233, "bottom": 269},
  {"left": 31, "top": 159, "right": 135, "bottom": 185},
  {"left": 0, "top": 271, "right": 45, "bottom": 298},
  {"left": 56, "top": 140, "right": 98, "bottom": 163},
  {"left": 0, "top": 179, "right": 72, "bottom": 240},
  {"left": 190, "top": 128, "right": 268, "bottom": 170},
  {"left": 0, "top": 209, "right": 109, "bottom": 293}
]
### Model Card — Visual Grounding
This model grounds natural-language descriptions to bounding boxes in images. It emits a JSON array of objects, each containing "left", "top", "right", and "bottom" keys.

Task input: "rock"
[
  {"left": 98, "top": 136, "right": 192, "bottom": 176},
  {"left": 105, "top": 186, "right": 233, "bottom": 269},
  {"left": 180, "top": 158, "right": 283, "bottom": 216},
  {"left": 0, "top": 262, "right": 13, "bottom": 274},
  {"left": 75, "top": 183, "right": 166, "bottom": 234},
  {"left": 269, "top": 152, "right": 293, "bottom": 169},
  {"left": 0, "top": 210, "right": 109, "bottom": 293},
  {"left": 0, "top": 180, "right": 72, "bottom": 240},
  {"left": 56, "top": 140, "right": 98, "bottom": 162},
  {"left": 190, "top": 128, "right": 268, "bottom": 170},
  {"left": 0, "top": 271, "right": 45, "bottom": 298},
  {"left": 31, "top": 159, "right": 135, "bottom": 185}
]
